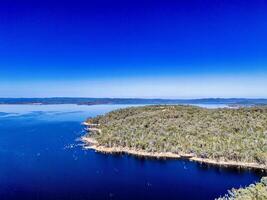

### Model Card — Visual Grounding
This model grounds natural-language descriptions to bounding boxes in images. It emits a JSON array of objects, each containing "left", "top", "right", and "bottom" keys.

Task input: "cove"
[{"left": 0, "top": 104, "right": 264, "bottom": 200}]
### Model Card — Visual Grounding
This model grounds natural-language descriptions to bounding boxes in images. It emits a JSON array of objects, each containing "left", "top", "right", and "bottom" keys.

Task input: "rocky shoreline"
[{"left": 81, "top": 136, "right": 267, "bottom": 171}]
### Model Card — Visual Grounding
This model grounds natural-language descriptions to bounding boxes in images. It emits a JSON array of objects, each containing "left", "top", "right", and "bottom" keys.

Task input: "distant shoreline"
[
  {"left": 81, "top": 136, "right": 267, "bottom": 171},
  {"left": 1, "top": 97, "right": 267, "bottom": 107}
]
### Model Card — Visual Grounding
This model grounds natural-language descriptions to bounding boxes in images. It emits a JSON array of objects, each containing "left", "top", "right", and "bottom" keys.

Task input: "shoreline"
[{"left": 81, "top": 136, "right": 267, "bottom": 171}]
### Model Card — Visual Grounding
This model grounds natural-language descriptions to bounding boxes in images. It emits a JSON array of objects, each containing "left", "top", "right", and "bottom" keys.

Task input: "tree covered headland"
[
  {"left": 216, "top": 177, "right": 267, "bottom": 200},
  {"left": 86, "top": 105, "right": 267, "bottom": 166}
]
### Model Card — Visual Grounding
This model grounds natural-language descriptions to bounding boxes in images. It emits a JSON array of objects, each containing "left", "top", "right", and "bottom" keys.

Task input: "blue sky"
[{"left": 0, "top": 0, "right": 267, "bottom": 98}]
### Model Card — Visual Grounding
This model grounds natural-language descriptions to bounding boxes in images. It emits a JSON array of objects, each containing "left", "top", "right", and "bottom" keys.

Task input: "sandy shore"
[
  {"left": 81, "top": 136, "right": 267, "bottom": 171},
  {"left": 82, "top": 122, "right": 90, "bottom": 126}
]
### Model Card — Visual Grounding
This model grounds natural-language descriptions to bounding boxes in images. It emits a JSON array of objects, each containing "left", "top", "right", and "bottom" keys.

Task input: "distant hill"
[{"left": 0, "top": 97, "right": 267, "bottom": 106}]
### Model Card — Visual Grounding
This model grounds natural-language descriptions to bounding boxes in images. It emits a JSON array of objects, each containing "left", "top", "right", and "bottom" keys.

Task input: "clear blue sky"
[{"left": 0, "top": 0, "right": 267, "bottom": 98}]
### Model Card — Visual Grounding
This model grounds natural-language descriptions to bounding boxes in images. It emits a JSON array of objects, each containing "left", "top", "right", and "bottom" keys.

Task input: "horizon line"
[{"left": 1, "top": 97, "right": 267, "bottom": 100}]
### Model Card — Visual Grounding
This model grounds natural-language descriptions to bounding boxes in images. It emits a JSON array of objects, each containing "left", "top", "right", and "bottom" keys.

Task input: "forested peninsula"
[
  {"left": 83, "top": 105, "right": 267, "bottom": 170},
  {"left": 216, "top": 177, "right": 267, "bottom": 200}
]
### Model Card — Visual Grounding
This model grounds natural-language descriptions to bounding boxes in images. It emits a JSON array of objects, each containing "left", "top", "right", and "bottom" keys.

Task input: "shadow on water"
[
  {"left": 195, "top": 161, "right": 266, "bottom": 177},
  {"left": 94, "top": 150, "right": 266, "bottom": 176},
  {"left": 0, "top": 104, "right": 265, "bottom": 200}
]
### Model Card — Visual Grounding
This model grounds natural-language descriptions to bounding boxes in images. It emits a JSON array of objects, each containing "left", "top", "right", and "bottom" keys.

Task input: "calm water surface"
[{"left": 0, "top": 104, "right": 264, "bottom": 200}]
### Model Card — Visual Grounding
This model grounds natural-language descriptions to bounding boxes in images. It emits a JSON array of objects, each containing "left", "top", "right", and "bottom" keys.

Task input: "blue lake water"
[{"left": 0, "top": 104, "right": 264, "bottom": 200}]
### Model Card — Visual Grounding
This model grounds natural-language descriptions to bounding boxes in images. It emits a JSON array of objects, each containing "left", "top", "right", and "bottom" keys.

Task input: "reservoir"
[{"left": 0, "top": 104, "right": 264, "bottom": 200}]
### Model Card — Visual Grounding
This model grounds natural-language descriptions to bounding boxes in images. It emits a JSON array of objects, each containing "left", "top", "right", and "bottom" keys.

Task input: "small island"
[{"left": 82, "top": 105, "right": 267, "bottom": 170}]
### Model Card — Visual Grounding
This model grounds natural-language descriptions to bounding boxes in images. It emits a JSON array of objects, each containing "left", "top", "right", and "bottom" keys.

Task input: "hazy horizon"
[{"left": 1, "top": 97, "right": 267, "bottom": 100}]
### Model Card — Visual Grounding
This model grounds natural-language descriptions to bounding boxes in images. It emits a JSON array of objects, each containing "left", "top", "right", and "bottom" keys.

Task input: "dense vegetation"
[
  {"left": 86, "top": 105, "right": 267, "bottom": 165},
  {"left": 216, "top": 177, "right": 267, "bottom": 200}
]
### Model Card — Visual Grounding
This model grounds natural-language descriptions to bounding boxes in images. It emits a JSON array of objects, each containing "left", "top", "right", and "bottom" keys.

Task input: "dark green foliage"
[
  {"left": 216, "top": 177, "right": 267, "bottom": 200},
  {"left": 86, "top": 105, "right": 267, "bottom": 165}
]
